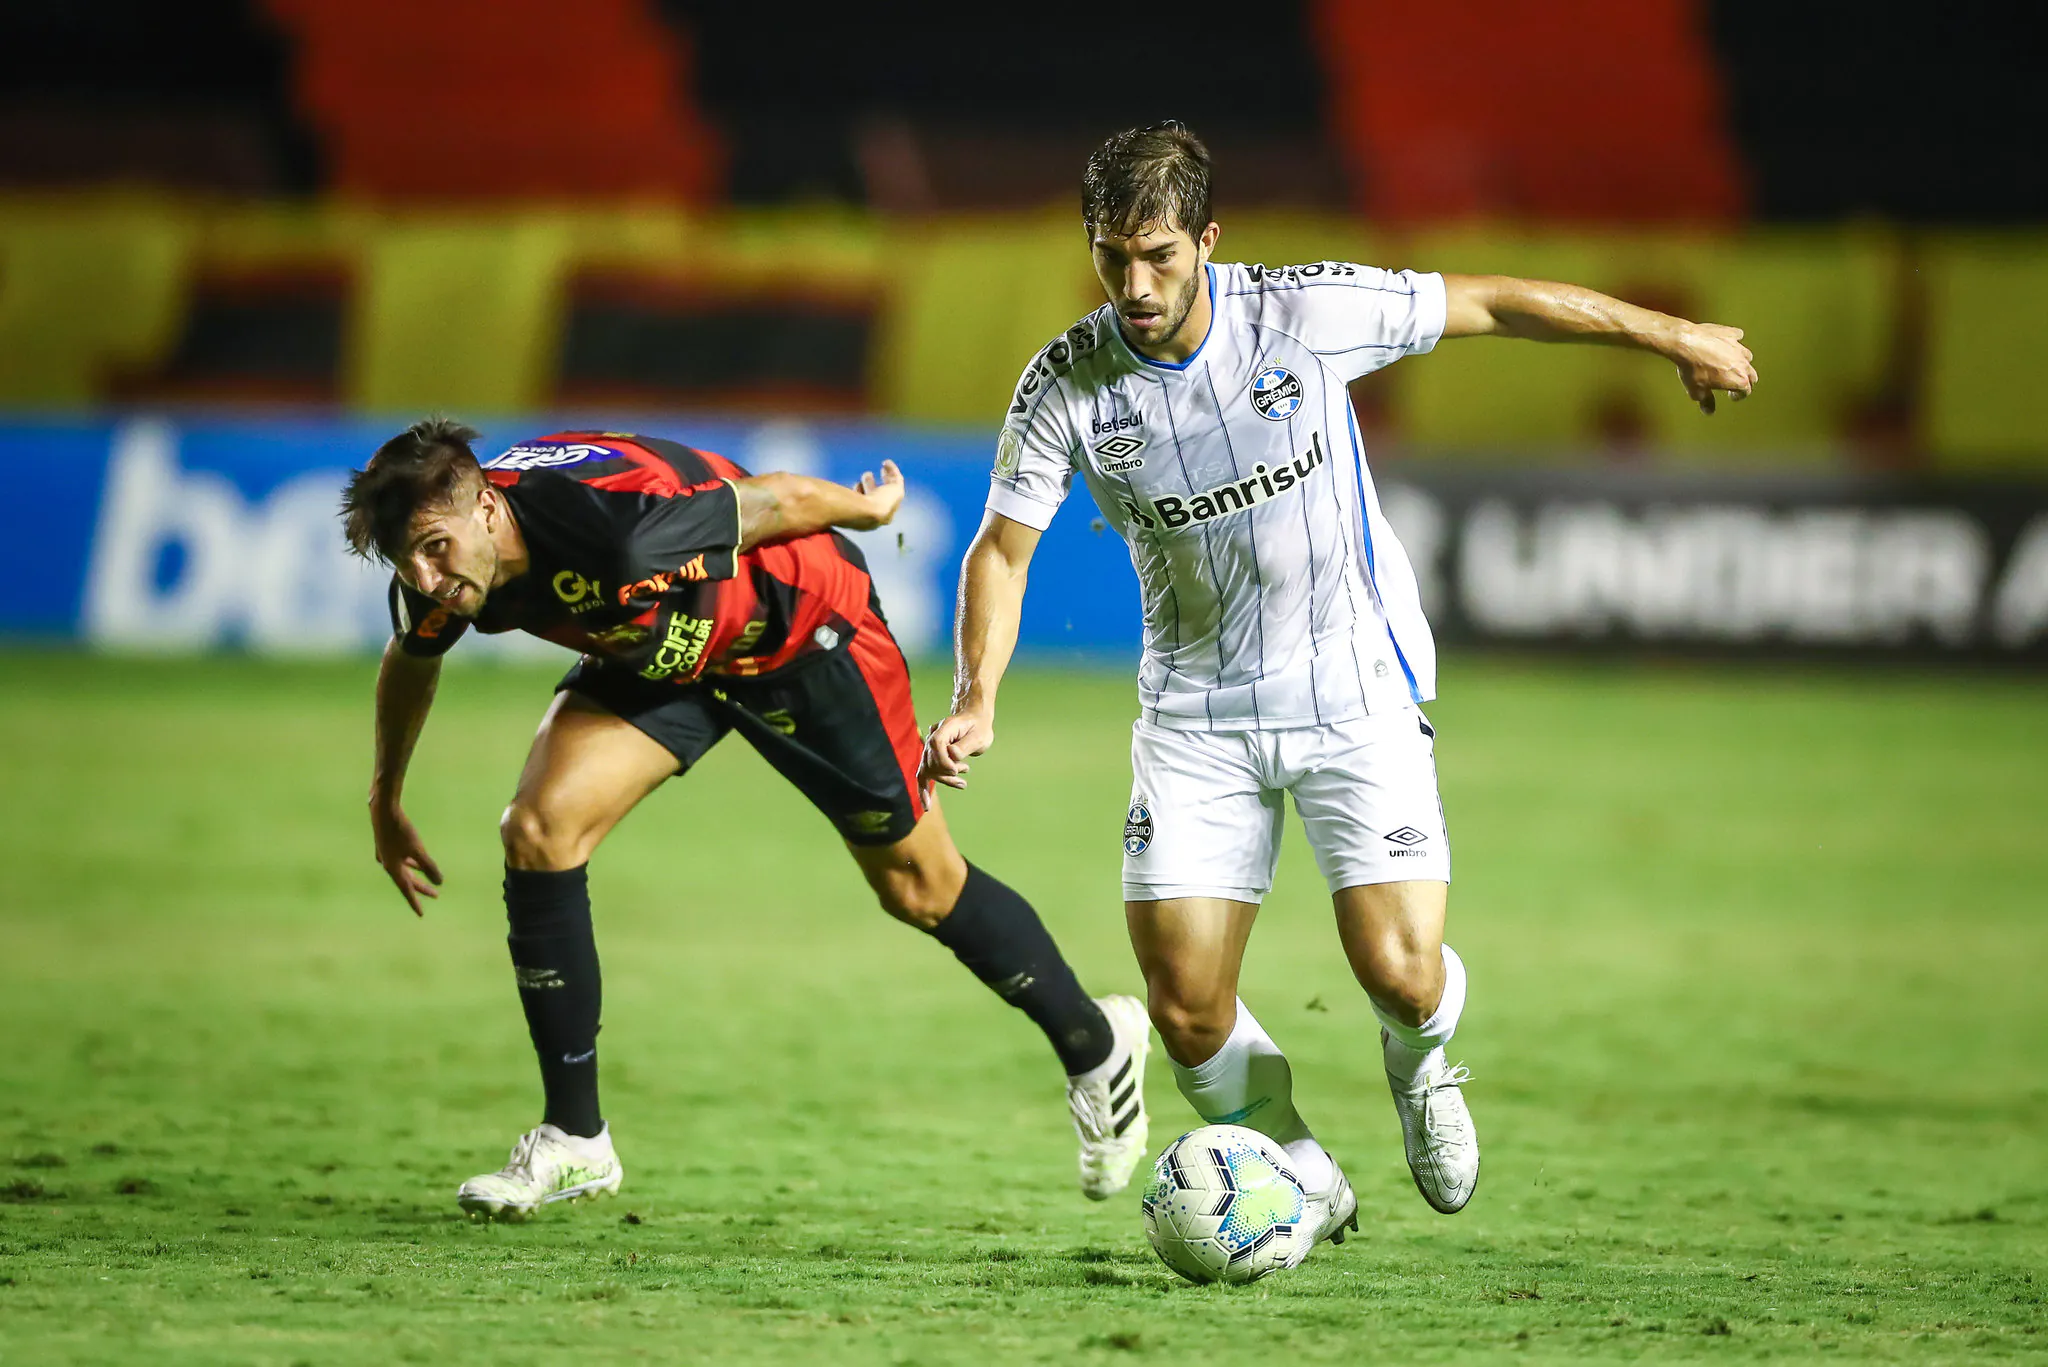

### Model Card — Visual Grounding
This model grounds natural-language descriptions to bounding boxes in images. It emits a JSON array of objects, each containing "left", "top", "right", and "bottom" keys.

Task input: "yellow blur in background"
[{"left": 1, "top": 194, "right": 2042, "bottom": 469}]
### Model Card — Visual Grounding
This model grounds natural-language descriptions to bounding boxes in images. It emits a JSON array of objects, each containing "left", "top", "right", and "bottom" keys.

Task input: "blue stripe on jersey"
[
  {"left": 1343, "top": 404, "right": 1423, "bottom": 706},
  {"left": 1094, "top": 388, "right": 1186, "bottom": 695},
  {"left": 1157, "top": 370, "right": 1219, "bottom": 729},
  {"left": 1130, "top": 265, "right": 1219, "bottom": 373},
  {"left": 1200, "top": 362, "right": 1266, "bottom": 724},
  {"left": 1246, "top": 325, "right": 1323, "bottom": 725}
]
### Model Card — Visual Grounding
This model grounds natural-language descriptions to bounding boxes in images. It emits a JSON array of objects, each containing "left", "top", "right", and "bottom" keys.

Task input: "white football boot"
[
  {"left": 457, "top": 1122, "right": 623, "bottom": 1222},
  {"left": 1383, "top": 1033, "right": 1479, "bottom": 1213},
  {"left": 1066, "top": 994, "right": 1152, "bottom": 1200},
  {"left": 1310, "top": 1155, "right": 1360, "bottom": 1246},
  {"left": 1286, "top": 1154, "right": 1361, "bottom": 1267}
]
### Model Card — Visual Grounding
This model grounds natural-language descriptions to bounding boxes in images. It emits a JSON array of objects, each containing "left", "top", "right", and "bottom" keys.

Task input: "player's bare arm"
[
  {"left": 1441, "top": 274, "right": 1758, "bottom": 414},
  {"left": 368, "top": 638, "right": 445, "bottom": 916},
  {"left": 923, "top": 511, "right": 1041, "bottom": 789},
  {"left": 730, "top": 461, "right": 903, "bottom": 550}
]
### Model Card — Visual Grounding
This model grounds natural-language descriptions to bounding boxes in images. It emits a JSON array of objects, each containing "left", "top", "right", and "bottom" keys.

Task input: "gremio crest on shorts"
[
  {"left": 1124, "top": 799, "right": 1154, "bottom": 856},
  {"left": 1249, "top": 367, "right": 1303, "bottom": 421}
]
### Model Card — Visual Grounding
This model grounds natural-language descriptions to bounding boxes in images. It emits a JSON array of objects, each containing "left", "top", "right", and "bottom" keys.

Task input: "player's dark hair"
[
  {"left": 340, "top": 416, "right": 485, "bottom": 563},
  {"left": 1082, "top": 120, "right": 1213, "bottom": 240}
]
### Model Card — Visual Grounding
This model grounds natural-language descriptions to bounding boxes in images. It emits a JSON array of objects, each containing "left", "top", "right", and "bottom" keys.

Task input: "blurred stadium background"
[{"left": 2, "top": 2, "right": 2044, "bottom": 1362}]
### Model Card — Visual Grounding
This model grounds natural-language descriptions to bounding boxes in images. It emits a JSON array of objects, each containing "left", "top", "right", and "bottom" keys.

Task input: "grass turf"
[{"left": 0, "top": 651, "right": 2043, "bottom": 1365}]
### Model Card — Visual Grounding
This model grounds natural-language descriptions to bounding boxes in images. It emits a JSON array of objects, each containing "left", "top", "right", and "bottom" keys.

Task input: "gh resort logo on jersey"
[
  {"left": 1250, "top": 367, "right": 1303, "bottom": 421},
  {"left": 552, "top": 570, "right": 607, "bottom": 613}
]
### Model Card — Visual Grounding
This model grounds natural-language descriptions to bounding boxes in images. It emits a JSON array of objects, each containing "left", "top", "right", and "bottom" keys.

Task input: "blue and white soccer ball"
[{"left": 1140, "top": 1124, "right": 1311, "bottom": 1284}]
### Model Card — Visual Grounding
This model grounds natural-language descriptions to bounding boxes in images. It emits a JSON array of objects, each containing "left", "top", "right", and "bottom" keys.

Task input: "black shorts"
[{"left": 558, "top": 621, "right": 931, "bottom": 846}]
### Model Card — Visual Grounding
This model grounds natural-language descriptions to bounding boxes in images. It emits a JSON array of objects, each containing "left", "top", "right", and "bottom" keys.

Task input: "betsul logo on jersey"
[
  {"left": 1249, "top": 367, "right": 1303, "bottom": 422},
  {"left": 1093, "top": 434, "right": 1146, "bottom": 472}
]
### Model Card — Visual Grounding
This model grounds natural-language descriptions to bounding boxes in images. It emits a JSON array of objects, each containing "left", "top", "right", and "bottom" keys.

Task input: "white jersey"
[{"left": 988, "top": 260, "right": 1447, "bottom": 731}]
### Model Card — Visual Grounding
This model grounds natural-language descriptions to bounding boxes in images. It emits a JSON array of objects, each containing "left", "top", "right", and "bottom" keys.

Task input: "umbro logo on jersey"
[
  {"left": 1093, "top": 434, "right": 1146, "bottom": 471},
  {"left": 1250, "top": 367, "right": 1304, "bottom": 421},
  {"left": 1122, "top": 433, "right": 1326, "bottom": 531}
]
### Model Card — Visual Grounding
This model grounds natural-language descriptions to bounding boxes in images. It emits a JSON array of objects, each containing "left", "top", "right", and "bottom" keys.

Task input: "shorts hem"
[
  {"left": 1322, "top": 865, "right": 1451, "bottom": 893},
  {"left": 1121, "top": 883, "right": 1269, "bottom": 905}
]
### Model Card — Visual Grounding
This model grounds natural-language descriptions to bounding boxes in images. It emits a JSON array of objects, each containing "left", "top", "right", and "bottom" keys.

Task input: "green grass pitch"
[{"left": 1, "top": 651, "right": 2044, "bottom": 1364}]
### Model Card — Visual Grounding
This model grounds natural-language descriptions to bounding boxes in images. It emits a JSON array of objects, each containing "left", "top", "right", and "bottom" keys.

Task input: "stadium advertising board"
[
  {"left": 1, "top": 417, "right": 2044, "bottom": 664},
  {"left": 1380, "top": 468, "right": 2048, "bottom": 663}
]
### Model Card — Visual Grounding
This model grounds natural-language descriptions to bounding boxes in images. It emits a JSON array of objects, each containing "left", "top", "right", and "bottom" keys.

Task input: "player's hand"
[
  {"left": 1669, "top": 323, "right": 1756, "bottom": 415},
  {"left": 369, "top": 798, "right": 443, "bottom": 916},
  {"left": 921, "top": 711, "right": 994, "bottom": 790},
  {"left": 843, "top": 460, "right": 905, "bottom": 531}
]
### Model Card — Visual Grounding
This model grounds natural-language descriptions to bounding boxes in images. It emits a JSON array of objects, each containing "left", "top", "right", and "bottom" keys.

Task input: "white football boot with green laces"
[
  {"left": 1383, "top": 1035, "right": 1479, "bottom": 1213},
  {"left": 1066, "top": 994, "right": 1152, "bottom": 1200},
  {"left": 457, "top": 1123, "right": 623, "bottom": 1222}
]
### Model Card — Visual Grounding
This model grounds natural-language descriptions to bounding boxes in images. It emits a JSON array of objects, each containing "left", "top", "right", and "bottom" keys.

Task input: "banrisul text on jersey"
[{"left": 1123, "top": 433, "right": 1327, "bottom": 530}]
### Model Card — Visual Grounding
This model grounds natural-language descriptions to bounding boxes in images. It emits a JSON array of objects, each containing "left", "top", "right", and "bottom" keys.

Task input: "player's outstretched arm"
[
  {"left": 923, "top": 512, "right": 1042, "bottom": 791},
  {"left": 1441, "top": 274, "right": 1758, "bottom": 414},
  {"left": 730, "top": 461, "right": 904, "bottom": 549},
  {"left": 368, "top": 639, "right": 445, "bottom": 916}
]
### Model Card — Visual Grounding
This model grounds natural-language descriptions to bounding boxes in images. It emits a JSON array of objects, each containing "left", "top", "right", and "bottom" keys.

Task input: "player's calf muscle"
[
  {"left": 852, "top": 816, "right": 968, "bottom": 927},
  {"left": 1334, "top": 881, "right": 1449, "bottom": 1025}
]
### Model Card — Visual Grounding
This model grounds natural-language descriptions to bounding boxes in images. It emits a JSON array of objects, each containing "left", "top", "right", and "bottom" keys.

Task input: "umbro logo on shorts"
[{"left": 1384, "top": 823, "right": 1433, "bottom": 856}]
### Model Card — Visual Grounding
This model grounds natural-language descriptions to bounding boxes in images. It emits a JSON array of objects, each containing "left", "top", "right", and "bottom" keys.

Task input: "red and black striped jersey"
[{"left": 389, "top": 431, "right": 882, "bottom": 684}]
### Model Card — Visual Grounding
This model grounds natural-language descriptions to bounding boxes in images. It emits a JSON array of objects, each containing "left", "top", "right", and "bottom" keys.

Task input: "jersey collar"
[{"left": 1118, "top": 263, "right": 1218, "bottom": 373}]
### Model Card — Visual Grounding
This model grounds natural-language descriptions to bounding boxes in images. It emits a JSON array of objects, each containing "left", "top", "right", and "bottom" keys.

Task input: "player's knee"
[
  {"left": 872, "top": 865, "right": 954, "bottom": 929},
  {"left": 499, "top": 802, "right": 588, "bottom": 872},
  {"left": 1147, "top": 991, "right": 1235, "bottom": 1066},
  {"left": 1362, "top": 943, "right": 1442, "bottom": 1028}
]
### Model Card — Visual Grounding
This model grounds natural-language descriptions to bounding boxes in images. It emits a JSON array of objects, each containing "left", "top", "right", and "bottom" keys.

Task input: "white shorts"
[{"left": 1121, "top": 709, "right": 1450, "bottom": 904}]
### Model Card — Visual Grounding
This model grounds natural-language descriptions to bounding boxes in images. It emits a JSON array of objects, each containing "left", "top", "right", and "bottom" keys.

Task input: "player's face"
[
  {"left": 1091, "top": 219, "right": 1219, "bottom": 354},
  {"left": 398, "top": 486, "right": 502, "bottom": 617}
]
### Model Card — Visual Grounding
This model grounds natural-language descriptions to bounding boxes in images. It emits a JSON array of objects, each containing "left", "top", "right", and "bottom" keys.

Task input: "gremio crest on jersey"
[{"left": 1250, "top": 367, "right": 1304, "bottom": 421}]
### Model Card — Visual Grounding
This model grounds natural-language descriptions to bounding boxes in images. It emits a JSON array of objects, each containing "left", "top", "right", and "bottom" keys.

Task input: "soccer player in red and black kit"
[{"left": 340, "top": 419, "right": 1152, "bottom": 1220}]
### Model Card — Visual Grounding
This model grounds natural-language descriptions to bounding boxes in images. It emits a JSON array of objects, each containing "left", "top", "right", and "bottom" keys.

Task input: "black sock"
[
  {"left": 503, "top": 865, "right": 603, "bottom": 1138},
  {"left": 926, "top": 863, "right": 1115, "bottom": 1075}
]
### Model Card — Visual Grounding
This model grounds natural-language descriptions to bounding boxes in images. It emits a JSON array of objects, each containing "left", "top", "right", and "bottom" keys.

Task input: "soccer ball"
[{"left": 1140, "top": 1124, "right": 1312, "bottom": 1284}]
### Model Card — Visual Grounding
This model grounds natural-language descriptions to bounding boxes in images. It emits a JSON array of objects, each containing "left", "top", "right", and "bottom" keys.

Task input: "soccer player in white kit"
[{"left": 925, "top": 122, "right": 1757, "bottom": 1249}]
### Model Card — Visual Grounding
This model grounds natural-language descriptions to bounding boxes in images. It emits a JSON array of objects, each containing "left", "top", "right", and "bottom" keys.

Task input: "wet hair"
[
  {"left": 1081, "top": 120, "right": 1214, "bottom": 240},
  {"left": 340, "top": 416, "right": 485, "bottom": 563}
]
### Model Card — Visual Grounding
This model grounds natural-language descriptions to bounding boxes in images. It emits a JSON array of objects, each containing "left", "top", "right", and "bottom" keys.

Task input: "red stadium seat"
[
  {"left": 260, "top": 0, "right": 720, "bottom": 200},
  {"left": 1312, "top": 0, "right": 1744, "bottom": 223}
]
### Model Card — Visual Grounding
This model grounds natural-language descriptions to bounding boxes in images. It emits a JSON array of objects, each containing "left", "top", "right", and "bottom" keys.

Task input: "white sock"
[
  {"left": 1377, "top": 943, "right": 1466, "bottom": 1087},
  {"left": 1171, "top": 1000, "right": 1336, "bottom": 1194}
]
